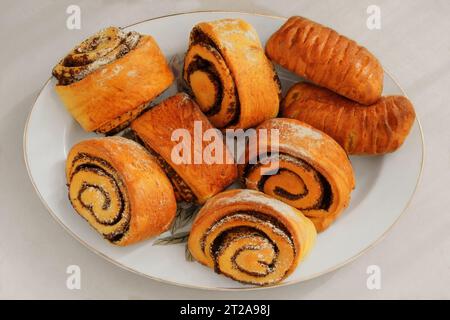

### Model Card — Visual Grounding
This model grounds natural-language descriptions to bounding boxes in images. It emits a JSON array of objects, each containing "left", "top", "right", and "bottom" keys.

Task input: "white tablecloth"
[{"left": 1, "top": 0, "right": 449, "bottom": 299}]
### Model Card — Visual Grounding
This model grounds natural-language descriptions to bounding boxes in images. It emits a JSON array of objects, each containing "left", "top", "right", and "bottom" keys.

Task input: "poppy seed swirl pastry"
[
  {"left": 131, "top": 93, "right": 238, "bottom": 204},
  {"left": 66, "top": 137, "right": 177, "bottom": 246},
  {"left": 239, "top": 118, "right": 355, "bottom": 232},
  {"left": 183, "top": 19, "right": 281, "bottom": 129},
  {"left": 282, "top": 82, "right": 416, "bottom": 155},
  {"left": 188, "top": 189, "right": 316, "bottom": 286},
  {"left": 53, "top": 27, "right": 174, "bottom": 134},
  {"left": 266, "top": 16, "right": 383, "bottom": 105}
]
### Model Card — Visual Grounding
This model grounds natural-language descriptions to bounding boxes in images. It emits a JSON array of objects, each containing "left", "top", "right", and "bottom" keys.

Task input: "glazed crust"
[
  {"left": 131, "top": 93, "right": 238, "bottom": 204},
  {"left": 66, "top": 137, "right": 177, "bottom": 246},
  {"left": 183, "top": 19, "right": 281, "bottom": 129},
  {"left": 238, "top": 118, "right": 355, "bottom": 232},
  {"left": 266, "top": 16, "right": 383, "bottom": 105},
  {"left": 188, "top": 189, "right": 316, "bottom": 286},
  {"left": 55, "top": 35, "right": 174, "bottom": 132},
  {"left": 282, "top": 82, "right": 416, "bottom": 155}
]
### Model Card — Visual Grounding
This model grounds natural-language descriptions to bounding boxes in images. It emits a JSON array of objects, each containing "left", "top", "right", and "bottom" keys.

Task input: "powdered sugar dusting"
[
  {"left": 212, "top": 19, "right": 240, "bottom": 29},
  {"left": 111, "top": 64, "right": 124, "bottom": 75},
  {"left": 221, "top": 40, "right": 234, "bottom": 50},
  {"left": 54, "top": 29, "right": 141, "bottom": 85},
  {"left": 278, "top": 143, "right": 311, "bottom": 158},
  {"left": 218, "top": 189, "right": 302, "bottom": 222},
  {"left": 269, "top": 119, "right": 325, "bottom": 158},
  {"left": 208, "top": 213, "right": 293, "bottom": 247},
  {"left": 275, "top": 119, "right": 324, "bottom": 141},
  {"left": 220, "top": 29, "right": 258, "bottom": 42},
  {"left": 209, "top": 19, "right": 260, "bottom": 51},
  {"left": 96, "top": 64, "right": 124, "bottom": 85},
  {"left": 127, "top": 70, "right": 138, "bottom": 77},
  {"left": 104, "top": 136, "right": 155, "bottom": 173},
  {"left": 177, "top": 92, "right": 191, "bottom": 104},
  {"left": 244, "top": 50, "right": 258, "bottom": 63}
]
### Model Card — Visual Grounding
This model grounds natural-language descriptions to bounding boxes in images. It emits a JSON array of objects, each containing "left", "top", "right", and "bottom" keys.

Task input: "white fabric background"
[{"left": 1, "top": 0, "right": 449, "bottom": 299}]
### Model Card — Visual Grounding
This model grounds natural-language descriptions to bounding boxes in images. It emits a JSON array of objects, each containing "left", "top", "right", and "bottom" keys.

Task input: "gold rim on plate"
[{"left": 23, "top": 10, "right": 425, "bottom": 291}]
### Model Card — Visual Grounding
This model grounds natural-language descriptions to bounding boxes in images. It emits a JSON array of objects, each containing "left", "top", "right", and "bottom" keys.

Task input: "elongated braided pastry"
[
  {"left": 66, "top": 137, "right": 177, "bottom": 245},
  {"left": 282, "top": 82, "right": 416, "bottom": 155},
  {"left": 188, "top": 189, "right": 316, "bottom": 286},
  {"left": 239, "top": 118, "right": 355, "bottom": 232},
  {"left": 183, "top": 19, "right": 281, "bottom": 129},
  {"left": 266, "top": 16, "right": 383, "bottom": 105}
]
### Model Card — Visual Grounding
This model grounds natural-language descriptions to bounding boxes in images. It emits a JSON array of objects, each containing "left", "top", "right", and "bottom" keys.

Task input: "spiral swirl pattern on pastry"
[
  {"left": 66, "top": 137, "right": 177, "bottom": 246},
  {"left": 183, "top": 19, "right": 281, "bottom": 129},
  {"left": 239, "top": 118, "right": 355, "bottom": 232},
  {"left": 53, "top": 27, "right": 140, "bottom": 85},
  {"left": 52, "top": 27, "right": 174, "bottom": 134},
  {"left": 188, "top": 189, "right": 316, "bottom": 286}
]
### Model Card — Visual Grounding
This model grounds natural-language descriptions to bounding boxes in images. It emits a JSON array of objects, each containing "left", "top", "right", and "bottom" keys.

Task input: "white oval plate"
[{"left": 24, "top": 11, "right": 423, "bottom": 290}]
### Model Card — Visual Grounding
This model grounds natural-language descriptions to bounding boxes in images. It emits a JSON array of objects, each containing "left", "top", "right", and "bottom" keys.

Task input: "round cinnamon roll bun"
[
  {"left": 183, "top": 19, "right": 281, "bottom": 129},
  {"left": 53, "top": 27, "right": 174, "bottom": 134},
  {"left": 131, "top": 93, "right": 238, "bottom": 204},
  {"left": 52, "top": 27, "right": 141, "bottom": 86},
  {"left": 188, "top": 189, "right": 316, "bottom": 286},
  {"left": 239, "top": 118, "right": 355, "bottom": 232},
  {"left": 66, "top": 137, "right": 177, "bottom": 246}
]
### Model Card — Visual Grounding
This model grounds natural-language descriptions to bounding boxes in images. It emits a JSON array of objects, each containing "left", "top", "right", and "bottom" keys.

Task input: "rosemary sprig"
[
  {"left": 169, "top": 54, "right": 192, "bottom": 93},
  {"left": 170, "top": 202, "right": 200, "bottom": 234},
  {"left": 153, "top": 231, "right": 190, "bottom": 245},
  {"left": 153, "top": 201, "right": 200, "bottom": 262},
  {"left": 185, "top": 244, "right": 194, "bottom": 262}
]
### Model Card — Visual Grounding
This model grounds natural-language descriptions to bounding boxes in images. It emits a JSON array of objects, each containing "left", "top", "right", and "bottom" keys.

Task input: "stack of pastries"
[
  {"left": 266, "top": 16, "right": 415, "bottom": 155},
  {"left": 53, "top": 17, "right": 415, "bottom": 286}
]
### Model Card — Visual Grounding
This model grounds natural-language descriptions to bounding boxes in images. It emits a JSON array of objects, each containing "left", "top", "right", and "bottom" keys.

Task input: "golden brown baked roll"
[
  {"left": 131, "top": 93, "right": 238, "bottom": 204},
  {"left": 188, "top": 189, "right": 316, "bottom": 286},
  {"left": 239, "top": 118, "right": 355, "bottom": 232},
  {"left": 266, "top": 16, "right": 383, "bottom": 105},
  {"left": 66, "top": 137, "right": 177, "bottom": 246},
  {"left": 282, "top": 82, "right": 416, "bottom": 155},
  {"left": 53, "top": 27, "right": 174, "bottom": 134},
  {"left": 183, "top": 19, "right": 281, "bottom": 129}
]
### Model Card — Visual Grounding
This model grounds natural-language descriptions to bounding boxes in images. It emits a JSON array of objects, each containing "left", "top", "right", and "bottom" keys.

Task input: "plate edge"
[{"left": 22, "top": 10, "right": 425, "bottom": 292}]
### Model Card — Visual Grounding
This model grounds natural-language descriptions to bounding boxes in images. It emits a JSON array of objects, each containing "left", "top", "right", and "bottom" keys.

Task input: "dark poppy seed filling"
[
  {"left": 53, "top": 28, "right": 141, "bottom": 86},
  {"left": 185, "top": 55, "right": 224, "bottom": 117},
  {"left": 104, "top": 223, "right": 130, "bottom": 242},
  {"left": 271, "top": 169, "right": 309, "bottom": 200},
  {"left": 212, "top": 227, "right": 279, "bottom": 278},
  {"left": 200, "top": 211, "right": 294, "bottom": 283},
  {"left": 68, "top": 153, "right": 131, "bottom": 243},
  {"left": 243, "top": 153, "right": 333, "bottom": 211},
  {"left": 272, "top": 66, "right": 283, "bottom": 103},
  {"left": 187, "top": 189, "right": 318, "bottom": 286},
  {"left": 183, "top": 28, "right": 241, "bottom": 128},
  {"left": 190, "top": 27, "right": 218, "bottom": 48},
  {"left": 97, "top": 103, "right": 148, "bottom": 136}
]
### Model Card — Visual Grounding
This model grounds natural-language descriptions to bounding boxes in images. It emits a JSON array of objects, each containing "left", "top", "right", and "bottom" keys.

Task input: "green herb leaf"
[
  {"left": 185, "top": 244, "right": 195, "bottom": 262},
  {"left": 153, "top": 231, "right": 190, "bottom": 245},
  {"left": 170, "top": 202, "right": 200, "bottom": 234}
]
